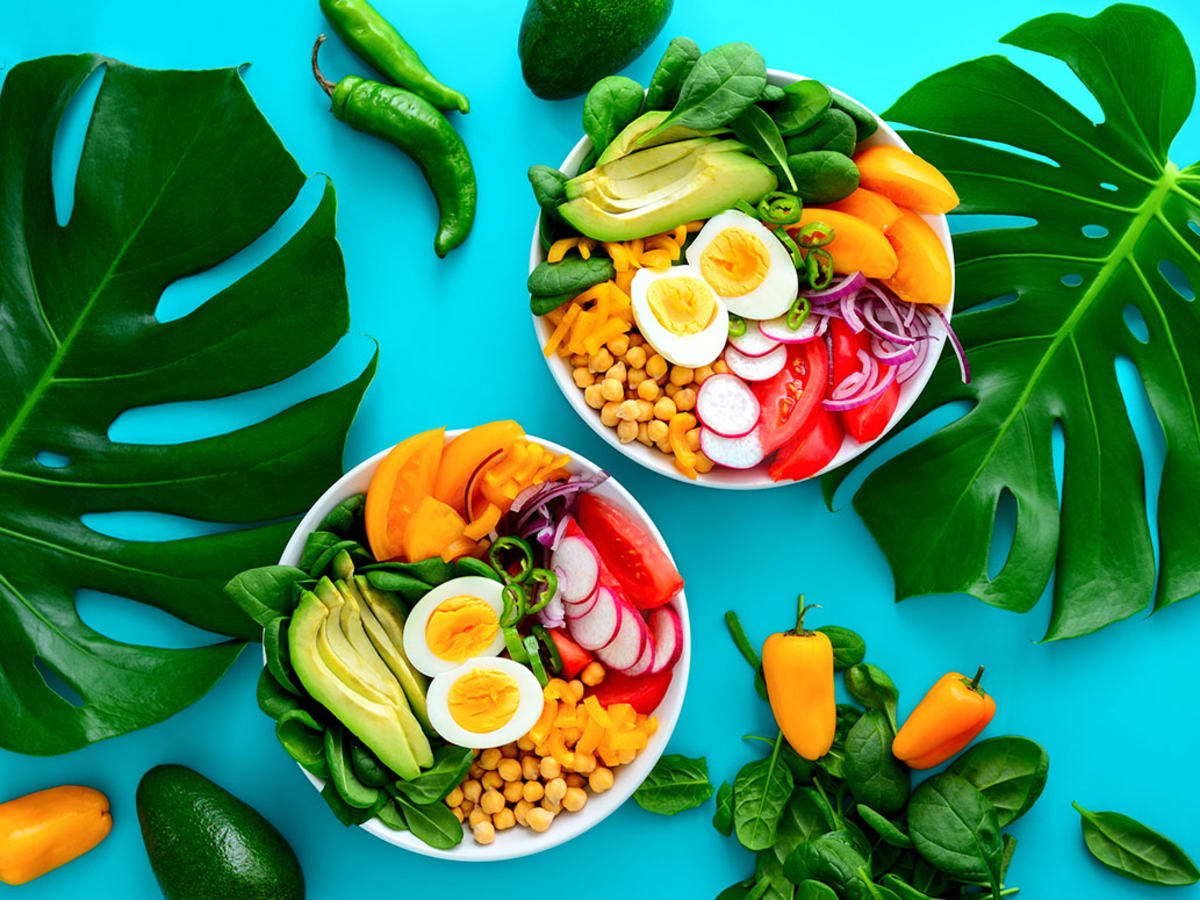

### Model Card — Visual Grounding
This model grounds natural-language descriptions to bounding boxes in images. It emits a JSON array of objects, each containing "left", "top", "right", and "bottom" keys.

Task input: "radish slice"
[
  {"left": 568, "top": 587, "right": 620, "bottom": 650},
  {"left": 552, "top": 535, "right": 599, "bottom": 603},
  {"left": 696, "top": 373, "right": 760, "bottom": 438},
  {"left": 727, "top": 321, "right": 781, "bottom": 358},
  {"left": 594, "top": 599, "right": 646, "bottom": 671},
  {"left": 759, "top": 312, "right": 826, "bottom": 344},
  {"left": 648, "top": 606, "right": 682, "bottom": 674},
  {"left": 563, "top": 588, "right": 598, "bottom": 619},
  {"left": 623, "top": 627, "right": 656, "bottom": 676},
  {"left": 700, "top": 426, "right": 766, "bottom": 469},
  {"left": 724, "top": 344, "right": 787, "bottom": 381}
]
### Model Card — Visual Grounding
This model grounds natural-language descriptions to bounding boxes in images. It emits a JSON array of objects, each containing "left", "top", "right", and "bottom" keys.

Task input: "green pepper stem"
[
  {"left": 794, "top": 595, "right": 821, "bottom": 633},
  {"left": 970, "top": 665, "right": 985, "bottom": 691},
  {"left": 312, "top": 35, "right": 336, "bottom": 97}
]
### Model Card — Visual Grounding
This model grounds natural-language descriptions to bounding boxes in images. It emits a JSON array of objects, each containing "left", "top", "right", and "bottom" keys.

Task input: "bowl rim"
[
  {"left": 530, "top": 67, "right": 956, "bottom": 490},
  {"left": 274, "top": 429, "right": 691, "bottom": 862}
]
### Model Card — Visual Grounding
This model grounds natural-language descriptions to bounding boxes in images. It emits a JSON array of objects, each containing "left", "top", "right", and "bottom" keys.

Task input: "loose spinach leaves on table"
[
  {"left": 844, "top": 663, "right": 900, "bottom": 733},
  {"left": 908, "top": 774, "right": 1003, "bottom": 896},
  {"left": 844, "top": 711, "right": 909, "bottom": 815},
  {"left": 1074, "top": 802, "right": 1200, "bottom": 886},
  {"left": 946, "top": 736, "right": 1049, "bottom": 826},
  {"left": 734, "top": 735, "right": 796, "bottom": 851},
  {"left": 645, "top": 42, "right": 766, "bottom": 139},
  {"left": 632, "top": 754, "right": 715, "bottom": 815},
  {"left": 818, "top": 626, "right": 866, "bottom": 671}
]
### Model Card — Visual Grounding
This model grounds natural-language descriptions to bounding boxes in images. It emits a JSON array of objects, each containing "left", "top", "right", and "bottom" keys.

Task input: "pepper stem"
[
  {"left": 970, "top": 665, "right": 985, "bottom": 691},
  {"left": 794, "top": 595, "right": 821, "bottom": 634},
  {"left": 311, "top": 35, "right": 336, "bottom": 97}
]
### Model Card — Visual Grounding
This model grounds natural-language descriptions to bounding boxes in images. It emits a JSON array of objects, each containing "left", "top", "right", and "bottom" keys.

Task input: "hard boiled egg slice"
[
  {"left": 402, "top": 576, "right": 505, "bottom": 677},
  {"left": 685, "top": 209, "right": 798, "bottom": 320},
  {"left": 426, "top": 657, "right": 545, "bottom": 749},
  {"left": 630, "top": 264, "right": 729, "bottom": 368}
]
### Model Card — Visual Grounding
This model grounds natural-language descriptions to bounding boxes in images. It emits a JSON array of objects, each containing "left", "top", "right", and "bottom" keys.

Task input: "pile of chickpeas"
[
  {"left": 445, "top": 663, "right": 617, "bottom": 846},
  {"left": 571, "top": 330, "right": 721, "bottom": 473}
]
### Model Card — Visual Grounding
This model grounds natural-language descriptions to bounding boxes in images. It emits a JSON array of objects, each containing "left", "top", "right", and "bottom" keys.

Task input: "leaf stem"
[
  {"left": 970, "top": 665, "right": 985, "bottom": 691},
  {"left": 311, "top": 35, "right": 336, "bottom": 97}
]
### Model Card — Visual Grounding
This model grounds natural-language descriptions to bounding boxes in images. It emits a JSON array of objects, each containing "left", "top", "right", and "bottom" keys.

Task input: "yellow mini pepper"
[
  {"left": 893, "top": 666, "right": 996, "bottom": 769},
  {"left": 0, "top": 785, "right": 112, "bottom": 885},
  {"left": 762, "top": 598, "right": 836, "bottom": 761}
]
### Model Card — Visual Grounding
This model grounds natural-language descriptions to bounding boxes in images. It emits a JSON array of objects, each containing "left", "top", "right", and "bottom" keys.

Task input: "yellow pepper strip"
[
  {"left": 543, "top": 303, "right": 580, "bottom": 356},
  {"left": 463, "top": 503, "right": 501, "bottom": 541},
  {"left": 603, "top": 242, "right": 631, "bottom": 271},
  {"left": 439, "top": 536, "right": 478, "bottom": 562},
  {"left": 512, "top": 442, "right": 544, "bottom": 484},
  {"left": 548, "top": 732, "right": 576, "bottom": 768},
  {"left": 614, "top": 269, "right": 635, "bottom": 295},
  {"left": 578, "top": 238, "right": 595, "bottom": 259},
  {"left": 545, "top": 679, "right": 572, "bottom": 701},
  {"left": 685, "top": 219, "right": 705, "bottom": 232},
  {"left": 673, "top": 224, "right": 688, "bottom": 245},
  {"left": 583, "top": 695, "right": 612, "bottom": 729},
  {"left": 668, "top": 413, "right": 699, "bottom": 479},
  {"left": 547, "top": 237, "right": 580, "bottom": 263},
  {"left": 630, "top": 238, "right": 644, "bottom": 260},
  {"left": 576, "top": 717, "right": 604, "bottom": 755},
  {"left": 528, "top": 697, "right": 558, "bottom": 746},
  {"left": 640, "top": 249, "right": 672, "bottom": 270},
  {"left": 610, "top": 730, "right": 648, "bottom": 751}
]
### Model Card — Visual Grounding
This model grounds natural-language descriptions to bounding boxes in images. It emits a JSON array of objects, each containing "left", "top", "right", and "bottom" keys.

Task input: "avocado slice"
[
  {"left": 560, "top": 141, "right": 778, "bottom": 242},
  {"left": 288, "top": 591, "right": 421, "bottom": 780},
  {"left": 312, "top": 579, "right": 396, "bottom": 704},
  {"left": 596, "top": 110, "right": 726, "bottom": 166},
  {"left": 355, "top": 575, "right": 433, "bottom": 733}
]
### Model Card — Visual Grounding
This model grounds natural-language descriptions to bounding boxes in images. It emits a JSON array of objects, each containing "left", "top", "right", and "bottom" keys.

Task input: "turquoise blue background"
[{"left": 3, "top": 0, "right": 1200, "bottom": 896}]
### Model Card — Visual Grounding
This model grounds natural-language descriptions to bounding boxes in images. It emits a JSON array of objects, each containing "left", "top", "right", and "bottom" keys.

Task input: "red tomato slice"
[
  {"left": 588, "top": 669, "right": 673, "bottom": 715},
  {"left": 576, "top": 493, "right": 683, "bottom": 610},
  {"left": 547, "top": 628, "right": 593, "bottom": 680},
  {"left": 768, "top": 405, "right": 845, "bottom": 482},
  {"left": 754, "top": 340, "right": 829, "bottom": 454},
  {"left": 829, "top": 318, "right": 901, "bottom": 444}
]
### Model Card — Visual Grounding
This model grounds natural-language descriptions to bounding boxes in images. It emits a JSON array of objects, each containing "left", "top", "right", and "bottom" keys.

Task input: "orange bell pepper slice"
[
  {"left": 364, "top": 427, "right": 445, "bottom": 561},
  {"left": 402, "top": 496, "right": 467, "bottom": 564},
  {"left": 432, "top": 421, "right": 525, "bottom": 516}
]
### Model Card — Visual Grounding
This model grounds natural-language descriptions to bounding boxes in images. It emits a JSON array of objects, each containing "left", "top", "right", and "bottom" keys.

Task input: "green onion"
[{"left": 728, "top": 314, "right": 747, "bottom": 338}]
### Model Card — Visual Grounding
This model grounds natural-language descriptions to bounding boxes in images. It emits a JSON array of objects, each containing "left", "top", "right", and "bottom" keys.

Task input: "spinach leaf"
[
  {"left": 1073, "top": 802, "right": 1199, "bottom": 886},
  {"left": 772, "top": 80, "right": 832, "bottom": 136},
  {"left": 301, "top": 532, "right": 368, "bottom": 578},
  {"left": 774, "top": 788, "right": 829, "bottom": 866},
  {"left": 999, "top": 833, "right": 1017, "bottom": 884},
  {"left": 835, "top": 704, "right": 864, "bottom": 743},
  {"left": 365, "top": 569, "right": 437, "bottom": 600},
  {"left": 224, "top": 565, "right": 308, "bottom": 627},
  {"left": 634, "top": 754, "right": 715, "bottom": 814},
  {"left": 784, "top": 831, "right": 868, "bottom": 893},
  {"left": 324, "top": 724, "right": 380, "bottom": 809},
  {"left": 349, "top": 739, "right": 392, "bottom": 788},
  {"left": 318, "top": 493, "right": 367, "bottom": 539},
  {"left": 946, "top": 736, "right": 1049, "bottom": 826},
  {"left": 648, "top": 42, "right": 766, "bottom": 138},
  {"left": 731, "top": 105, "right": 796, "bottom": 191},
  {"left": 395, "top": 795, "right": 464, "bottom": 850},
  {"left": 782, "top": 745, "right": 815, "bottom": 784},
  {"left": 716, "top": 880, "right": 755, "bottom": 900},
  {"left": 530, "top": 291, "right": 577, "bottom": 315},
  {"left": 713, "top": 781, "right": 734, "bottom": 835},
  {"left": 784, "top": 109, "right": 857, "bottom": 157},
  {"left": 645, "top": 36, "right": 702, "bottom": 111},
  {"left": 844, "top": 710, "right": 909, "bottom": 815},
  {"left": 257, "top": 666, "right": 303, "bottom": 719},
  {"left": 263, "top": 617, "right": 302, "bottom": 695},
  {"left": 880, "top": 876, "right": 934, "bottom": 900},
  {"left": 830, "top": 92, "right": 878, "bottom": 141},
  {"left": 734, "top": 736, "right": 796, "bottom": 850},
  {"left": 844, "top": 664, "right": 899, "bottom": 732},
  {"left": 376, "top": 799, "right": 407, "bottom": 832},
  {"left": 907, "top": 774, "right": 1002, "bottom": 894},
  {"left": 818, "top": 627, "right": 866, "bottom": 671},
  {"left": 755, "top": 850, "right": 796, "bottom": 900},
  {"left": 761, "top": 84, "right": 786, "bottom": 103},
  {"left": 390, "top": 744, "right": 475, "bottom": 805},
  {"left": 583, "top": 75, "right": 645, "bottom": 157},
  {"left": 528, "top": 256, "right": 616, "bottom": 298},
  {"left": 857, "top": 804, "right": 912, "bottom": 848},
  {"left": 788, "top": 150, "right": 860, "bottom": 204},
  {"left": 275, "top": 708, "right": 327, "bottom": 777},
  {"left": 816, "top": 746, "right": 846, "bottom": 780},
  {"left": 796, "top": 882, "right": 837, "bottom": 900},
  {"left": 321, "top": 782, "right": 387, "bottom": 827},
  {"left": 856, "top": 869, "right": 901, "bottom": 900},
  {"left": 528, "top": 164, "right": 569, "bottom": 223}
]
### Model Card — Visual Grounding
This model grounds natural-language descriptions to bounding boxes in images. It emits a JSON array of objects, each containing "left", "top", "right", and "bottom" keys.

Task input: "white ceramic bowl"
[
  {"left": 275, "top": 430, "right": 690, "bottom": 861},
  {"left": 531, "top": 69, "right": 956, "bottom": 489}
]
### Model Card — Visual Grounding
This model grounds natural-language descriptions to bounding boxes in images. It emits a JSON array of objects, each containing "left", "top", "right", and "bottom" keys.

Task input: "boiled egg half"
[
  {"left": 630, "top": 264, "right": 729, "bottom": 368},
  {"left": 402, "top": 576, "right": 505, "bottom": 677},
  {"left": 685, "top": 209, "right": 798, "bottom": 320},
  {"left": 426, "top": 656, "right": 545, "bottom": 749}
]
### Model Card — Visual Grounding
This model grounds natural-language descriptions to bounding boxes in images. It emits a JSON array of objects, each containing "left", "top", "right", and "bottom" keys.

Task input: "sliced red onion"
[
  {"left": 550, "top": 516, "right": 571, "bottom": 551},
  {"left": 804, "top": 271, "right": 866, "bottom": 305},
  {"left": 512, "top": 472, "right": 608, "bottom": 524},
  {"left": 841, "top": 292, "right": 865, "bottom": 333},
  {"left": 823, "top": 363, "right": 897, "bottom": 411},
  {"left": 861, "top": 284, "right": 916, "bottom": 345},
  {"left": 536, "top": 585, "right": 566, "bottom": 629},
  {"left": 870, "top": 336, "right": 918, "bottom": 366},
  {"left": 930, "top": 306, "right": 971, "bottom": 383}
]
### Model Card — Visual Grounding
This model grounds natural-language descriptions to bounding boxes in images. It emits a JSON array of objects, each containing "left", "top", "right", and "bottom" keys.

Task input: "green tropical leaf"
[
  {"left": 0, "top": 54, "right": 373, "bottom": 754},
  {"left": 824, "top": 4, "right": 1200, "bottom": 639}
]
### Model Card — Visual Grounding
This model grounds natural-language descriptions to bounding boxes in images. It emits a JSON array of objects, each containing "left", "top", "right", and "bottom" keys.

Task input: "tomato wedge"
[
  {"left": 768, "top": 405, "right": 845, "bottom": 482},
  {"left": 754, "top": 340, "right": 829, "bottom": 454},
  {"left": 576, "top": 493, "right": 683, "bottom": 610},
  {"left": 588, "top": 669, "right": 672, "bottom": 716},
  {"left": 829, "top": 318, "right": 900, "bottom": 444}
]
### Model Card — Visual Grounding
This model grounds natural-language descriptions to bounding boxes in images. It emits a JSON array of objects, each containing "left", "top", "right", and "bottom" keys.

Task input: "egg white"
[
  {"left": 402, "top": 576, "right": 506, "bottom": 677},
  {"left": 685, "top": 209, "right": 798, "bottom": 320},
  {"left": 630, "top": 264, "right": 729, "bottom": 368},
  {"left": 426, "top": 656, "right": 545, "bottom": 749}
]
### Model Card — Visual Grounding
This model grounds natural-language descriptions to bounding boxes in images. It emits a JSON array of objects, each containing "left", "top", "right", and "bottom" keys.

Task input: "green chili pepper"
[
  {"left": 489, "top": 536, "right": 534, "bottom": 584},
  {"left": 728, "top": 314, "right": 747, "bottom": 338},
  {"left": 526, "top": 569, "right": 558, "bottom": 614},
  {"left": 787, "top": 296, "right": 811, "bottom": 330},
  {"left": 531, "top": 624, "right": 563, "bottom": 674},
  {"left": 500, "top": 583, "right": 526, "bottom": 628},
  {"left": 809, "top": 248, "right": 834, "bottom": 288},
  {"left": 795, "top": 220, "right": 836, "bottom": 248},
  {"left": 773, "top": 226, "right": 806, "bottom": 269},
  {"left": 734, "top": 199, "right": 761, "bottom": 218},
  {"left": 312, "top": 36, "right": 475, "bottom": 257},
  {"left": 319, "top": 0, "right": 469, "bottom": 113},
  {"left": 503, "top": 626, "right": 529, "bottom": 663},
  {"left": 523, "top": 635, "right": 550, "bottom": 686},
  {"left": 757, "top": 191, "right": 802, "bottom": 225}
]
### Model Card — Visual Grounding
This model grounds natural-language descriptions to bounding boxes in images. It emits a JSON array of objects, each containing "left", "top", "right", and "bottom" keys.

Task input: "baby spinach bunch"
[{"left": 223, "top": 494, "right": 491, "bottom": 849}]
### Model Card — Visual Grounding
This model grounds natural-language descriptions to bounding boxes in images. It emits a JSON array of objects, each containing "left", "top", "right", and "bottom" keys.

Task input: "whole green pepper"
[
  {"left": 313, "top": 36, "right": 476, "bottom": 257},
  {"left": 319, "top": 0, "right": 469, "bottom": 113}
]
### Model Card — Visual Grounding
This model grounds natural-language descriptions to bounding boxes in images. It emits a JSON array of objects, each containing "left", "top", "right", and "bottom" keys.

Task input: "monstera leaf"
[
  {"left": 0, "top": 54, "right": 375, "bottom": 754},
  {"left": 825, "top": 5, "right": 1200, "bottom": 640}
]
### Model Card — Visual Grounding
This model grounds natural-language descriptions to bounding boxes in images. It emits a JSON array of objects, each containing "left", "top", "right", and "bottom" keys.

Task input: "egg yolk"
[
  {"left": 424, "top": 595, "right": 498, "bottom": 662},
  {"left": 646, "top": 276, "right": 718, "bottom": 336},
  {"left": 447, "top": 669, "right": 520, "bottom": 733},
  {"left": 699, "top": 227, "right": 770, "bottom": 296}
]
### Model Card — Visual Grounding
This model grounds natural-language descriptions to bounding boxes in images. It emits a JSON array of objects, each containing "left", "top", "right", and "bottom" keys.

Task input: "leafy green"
[
  {"left": 907, "top": 774, "right": 1002, "bottom": 896},
  {"left": 788, "top": 151, "right": 860, "bottom": 204},
  {"left": 844, "top": 710, "right": 909, "bottom": 814},
  {"left": 528, "top": 256, "right": 616, "bottom": 298},
  {"left": 784, "top": 831, "right": 868, "bottom": 893},
  {"left": 0, "top": 54, "right": 373, "bottom": 755},
  {"left": 528, "top": 164, "right": 569, "bottom": 222},
  {"left": 257, "top": 667, "right": 302, "bottom": 719},
  {"left": 713, "top": 781, "right": 734, "bottom": 835},
  {"left": 818, "top": 627, "right": 866, "bottom": 671},
  {"left": 829, "top": 92, "right": 877, "bottom": 141},
  {"left": 647, "top": 42, "right": 766, "bottom": 138},
  {"left": 844, "top": 664, "right": 899, "bottom": 732},
  {"left": 223, "top": 565, "right": 307, "bottom": 627},
  {"left": 796, "top": 881, "right": 837, "bottom": 900},
  {"left": 394, "top": 795, "right": 463, "bottom": 849},
  {"left": 734, "top": 736, "right": 796, "bottom": 851},
  {"left": 732, "top": 105, "right": 796, "bottom": 191},
  {"left": 772, "top": 80, "right": 832, "bottom": 137},
  {"left": 583, "top": 75, "right": 645, "bottom": 157},
  {"left": 1074, "top": 802, "right": 1199, "bottom": 885},
  {"left": 946, "top": 736, "right": 1049, "bottom": 826},
  {"left": 645, "top": 36, "right": 702, "bottom": 111},
  {"left": 857, "top": 804, "right": 912, "bottom": 849},
  {"left": 349, "top": 740, "right": 392, "bottom": 788},
  {"left": 633, "top": 753, "right": 715, "bottom": 815},
  {"left": 725, "top": 609, "right": 768, "bottom": 701},
  {"left": 823, "top": 3, "right": 1200, "bottom": 639},
  {"left": 263, "top": 617, "right": 302, "bottom": 695},
  {"left": 785, "top": 109, "right": 856, "bottom": 157},
  {"left": 388, "top": 744, "right": 474, "bottom": 806},
  {"left": 324, "top": 724, "right": 380, "bottom": 809},
  {"left": 275, "top": 708, "right": 327, "bottom": 776}
]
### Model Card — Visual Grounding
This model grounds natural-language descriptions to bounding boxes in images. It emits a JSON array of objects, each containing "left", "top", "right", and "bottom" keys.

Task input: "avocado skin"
[
  {"left": 519, "top": 0, "right": 673, "bottom": 100},
  {"left": 136, "top": 765, "right": 304, "bottom": 900}
]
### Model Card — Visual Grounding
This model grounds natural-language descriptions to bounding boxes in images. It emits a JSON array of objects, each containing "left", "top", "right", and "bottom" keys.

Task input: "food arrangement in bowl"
[
  {"left": 528, "top": 39, "right": 969, "bottom": 486},
  {"left": 225, "top": 421, "right": 687, "bottom": 858}
]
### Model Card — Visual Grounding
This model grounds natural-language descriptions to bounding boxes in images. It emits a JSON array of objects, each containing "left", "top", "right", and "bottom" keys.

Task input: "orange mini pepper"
[
  {"left": 0, "top": 785, "right": 112, "bottom": 885},
  {"left": 893, "top": 666, "right": 996, "bottom": 769},
  {"left": 762, "top": 598, "right": 836, "bottom": 761}
]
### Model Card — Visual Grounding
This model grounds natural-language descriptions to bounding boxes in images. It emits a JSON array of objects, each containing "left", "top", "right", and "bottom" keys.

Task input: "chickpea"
[
  {"left": 637, "top": 379, "right": 660, "bottom": 402},
  {"left": 695, "top": 451, "right": 715, "bottom": 474},
  {"left": 479, "top": 748, "right": 502, "bottom": 771},
  {"left": 614, "top": 399, "right": 640, "bottom": 422},
  {"left": 712, "top": 359, "right": 730, "bottom": 375},
  {"left": 607, "top": 334, "right": 630, "bottom": 357},
  {"left": 664, "top": 382, "right": 679, "bottom": 398},
  {"left": 514, "top": 799, "right": 533, "bottom": 827},
  {"left": 540, "top": 797, "right": 562, "bottom": 814},
  {"left": 636, "top": 422, "right": 652, "bottom": 445},
  {"left": 583, "top": 383, "right": 605, "bottom": 409},
  {"left": 468, "top": 808, "right": 490, "bottom": 828},
  {"left": 500, "top": 743, "right": 519, "bottom": 758},
  {"left": 503, "top": 780, "right": 524, "bottom": 804},
  {"left": 605, "top": 361, "right": 627, "bottom": 382},
  {"left": 570, "top": 353, "right": 589, "bottom": 367},
  {"left": 565, "top": 773, "right": 586, "bottom": 789},
  {"left": 580, "top": 662, "right": 605, "bottom": 686},
  {"left": 480, "top": 789, "right": 505, "bottom": 816},
  {"left": 517, "top": 737, "right": 535, "bottom": 752},
  {"left": 625, "top": 345, "right": 647, "bottom": 369},
  {"left": 653, "top": 397, "right": 677, "bottom": 421},
  {"left": 656, "top": 439, "right": 672, "bottom": 455},
  {"left": 599, "top": 401, "right": 620, "bottom": 428},
  {"left": 468, "top": 763, "right": 484, "bottom": 779},
  {"left": 589, "top": 767, "right": 615, "bottom": 793},
  {"left": 694, "top": 365, "right": 714, "bottom": 384},
  {"left": 646, "top": 354, "right": 668, "bottom": 381},
  {"left": 588, "top": 348, "right": 614, "bottom": 373},
  {"left": 493, "top": 808, "right": 516, "bottom": 831},
  {"left": 687, "top": 427, "right": 701, "bottom": 452},
  {"left": 497, "top": 758, "right": 522, "bottom": 782},
  {"left": 461, "top": 779, "right": 482, "bottom": 803},
  {"left": 444, "top": 787, "right": 464, "bottom": 808},
  {"left": 568, "top": 679, "right": 585, "bottom": 702},
  {"left": 627, "top": 367, "right": 647, "bottom": 389},
  {"left": 452, "top": 807, "right": 464, "bottom": 823},
  {"left": 521, "top": 755, "right": 541, "bottom": 781},
  {"left": 572, "top": 367, "right": 595, "bottom": 388},
  {"left": 572, "top": 752, "right": 597, "bottom": 774},
  {"left": 647, "top": 420, "right": 669, "bottom": 445},
  {"left": 616, "top": 420, "right": 638, "bottom": 444},
  {"left": 472, "top": 821, "right": 496, "bottom": 845},
  {"left": 628, "top": 332, "right": 645, "bottom": 347},
  {"left": 674, "top": 387, "right": 697, "bottom": 412},
  {"left": 460, "top": 799, "right": 475, "bottom": 816},
  {"left": 618, "top": 748, "right": 637, "bottom": 765},
  {"left": 523, "top": 780, "right": 545, "bottom": 803},
  {"left": 545, "top": 777, "right": 568, "bottom": 806},
  {"left": 539, "top": 757, "right": 562, "bottom": 780},
  {"left": 563, "top": 787, "right": 588, "bottom": 813},
  {"left": 600, "top": 378, "right": 624, "bottom": 403},
  {"left": 669, "top": 365, "right": 694, "bottom": 386},
  {"left": 636, "top": 399, "right": 654, "bottom": 422},
  {"left": 482, "top": 771, "right": 503, "bottom": 790},
  {"left": 526, "top": 807, "right": 555, "bottom": 833}
]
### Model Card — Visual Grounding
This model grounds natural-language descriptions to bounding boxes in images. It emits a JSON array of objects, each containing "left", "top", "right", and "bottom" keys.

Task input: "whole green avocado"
[
  {"left": 518, "top": 0, "right": 673, "bottom": 100},
  {"left": 136, "top": 764, "right": 305, "bottom": 900}
]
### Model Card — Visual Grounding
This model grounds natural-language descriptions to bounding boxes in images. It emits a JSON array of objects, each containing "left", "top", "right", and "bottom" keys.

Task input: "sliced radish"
[
  {"left": 724, "top": 344, "right": 787, "bottom": 381},
  {"left": 727, "top": 320, "right": 781, "bottom": 358},
  {"left": 563, "top": 588, "right": 598, "bottom": 619},
  {"left": 648, "top": 607, "right": 682, "bottom": 674},
  {"left": 696, "top": 373, "right": 760, "bottom": 438},
  {"left": 594, "top": 599, "right": 646, "bottom": 671},
  {"left": 759, "top": 312, "right": 825, "bottom": 344},
  {"left": 552, "top": 535, "right": 599, "bottom": 603},
  {"left": 700, "top": 426, "right": 766, "bottom": 469},
  {"left": 568, "top": 587, "right": 620, "bottom": 650},
  {"left": 623, "top": 630, "right": 657, "bottom": 676}
]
